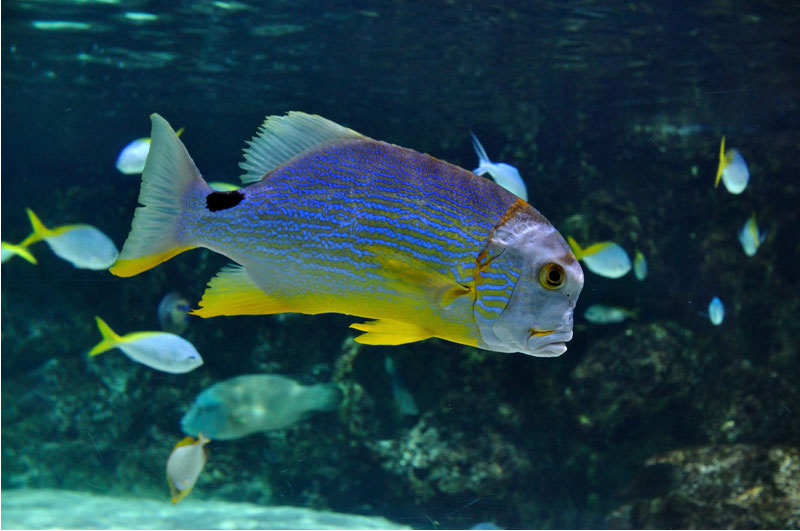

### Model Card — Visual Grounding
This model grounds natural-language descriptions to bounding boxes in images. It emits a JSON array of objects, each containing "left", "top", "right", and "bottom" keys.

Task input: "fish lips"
[{"left": 527, "top": 329, "right": 573, "bottom": 357}]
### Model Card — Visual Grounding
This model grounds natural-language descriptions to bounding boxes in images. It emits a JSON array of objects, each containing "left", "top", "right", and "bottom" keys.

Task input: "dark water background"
[{"left": 2, "top": 1, "right": 799, "bottom": 529}]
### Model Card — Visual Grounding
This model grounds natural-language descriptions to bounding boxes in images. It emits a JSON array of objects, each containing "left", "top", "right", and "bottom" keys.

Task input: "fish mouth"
[{"left": 526, "top": 328, "right": 573, "bottom": 357}]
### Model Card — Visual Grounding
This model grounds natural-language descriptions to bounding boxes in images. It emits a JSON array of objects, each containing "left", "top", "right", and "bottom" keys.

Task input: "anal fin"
[
  {"left": 191, "top": 265, "right": 294, "bottom": 317},
  {"left": 350, "top": 319, "right": 434, "bottom": 346}
]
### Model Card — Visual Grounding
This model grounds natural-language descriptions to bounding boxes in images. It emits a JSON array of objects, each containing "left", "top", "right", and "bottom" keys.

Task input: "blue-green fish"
[
  {"left": 111, "top": 113, "right": 583, "bottom": 357},
  {"left": 714, "top": 136, "right": 749, "bottom": 194}
]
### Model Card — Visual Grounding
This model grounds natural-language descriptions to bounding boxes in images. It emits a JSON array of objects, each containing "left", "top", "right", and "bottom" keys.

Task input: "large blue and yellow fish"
[{"left": 111, "top": 113, "right": 583, "bottom": 357}]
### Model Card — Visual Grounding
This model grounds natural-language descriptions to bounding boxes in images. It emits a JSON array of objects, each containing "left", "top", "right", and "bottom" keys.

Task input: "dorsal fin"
[{"left": 239, "top": 112, "right": 367, "bottom": 184}]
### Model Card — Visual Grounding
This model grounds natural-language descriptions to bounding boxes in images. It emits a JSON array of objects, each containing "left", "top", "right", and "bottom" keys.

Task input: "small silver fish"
[
  {"left": 714, "top": 136, "right": 749, "bottom": 194},
  {"left": 384, "top": 355, "right": 419, "bottom": 416},
  {"left": 738, "top": 212, "right": 766, "bottom": 257},
  {"left": 470, "top": 132, "right": 528, "bottom": 201},
  {"left": 181, "top": 374, "right": 343, "bottom": 440},
  {"left": 708, "top": 296, "right": 724, "bottom": 325},
  {"left": 22, "top": 209, "right": 118, "bottom": 270},
  {"left": 88, "top": 316, "right": 203, "bottom": 373},
  {"left": 583, "top": 304, "right": 637, "bottom": 324},
  {"left": 158, "top": 292, "right": 191, "bottom": 335},
  {"left": 166, "top": 434, "right": 209, "bottom": 504}
]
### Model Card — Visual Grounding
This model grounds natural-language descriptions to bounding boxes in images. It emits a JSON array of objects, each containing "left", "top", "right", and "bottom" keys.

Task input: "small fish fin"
[
  {"left": 173, "top": 435, "right": 199, "bottom": 449},
  {"left": 239, "top": 112, "right": 367, "bottom": 184},
  {"left": 1, "top": 242, "right": 37, "bottom": 264},
  {"left": 375, "top": 253, "right": 471, "bottom": 308},
  {"left": 22, "top": 208, "right": 52, "bottom": 246},
  {"left": 191, "top": 265, "right": 295, "bottom": 317},
  {"left": 566, "top": 236, "right": 584, "bottom": 259},
  {"left": 175, "top": 126, "right": 185, "bottom": 137},
  {"left": 110, "top": 114, "right": 207, "bottom": 278},
  {"left": 88, "top": 316, "right": 122, "bottom": 356},
  {"left": 168, "top": 477, "right": 193, "bottom": 505},
  {"left": 470, "top": 131, "right": 491, "bottom": 165},
  {"left": 714, "top": 135, "right": 726, "bottom": 188},
  {"left": 350, "top": 318, "right": 434, "bottom": 346}
]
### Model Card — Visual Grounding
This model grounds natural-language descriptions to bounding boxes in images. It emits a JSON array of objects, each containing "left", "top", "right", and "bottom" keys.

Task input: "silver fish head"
[{"left": 476, "top": 206, "right": 584, "bottom": 357}]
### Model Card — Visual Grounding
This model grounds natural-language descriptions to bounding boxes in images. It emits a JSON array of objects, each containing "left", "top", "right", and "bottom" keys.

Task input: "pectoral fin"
[
  {"left": 375, "top": 254, "right": 471, "bottom": 308},
  {"left": 350, "top": 319, "right": 434, "bottom": 346},
  {"left": 191, "top": 265, "right": 295, "bottom": 317}
]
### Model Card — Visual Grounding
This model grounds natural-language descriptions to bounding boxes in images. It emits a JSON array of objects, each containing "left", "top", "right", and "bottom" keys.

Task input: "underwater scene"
[{"left": 2, "top": 0, "right": 799, "bottom": 529}]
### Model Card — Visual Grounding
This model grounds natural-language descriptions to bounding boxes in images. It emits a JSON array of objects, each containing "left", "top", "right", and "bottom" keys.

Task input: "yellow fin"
[
  {"left": 191, "top": 265, "right": 295, "bottom": 317},
  {"left": 350, "top": 318, "right": 434, "bottom": 346},
  {"left": 22, "top": 208, "right": 52, "bottom": 246},
  {"left": 566, "top": 236, "right": 584, "bottom": 259},
  {"left": 374, "top": 253, "right": 471, "bottom": 308},
  {"left": 109, "top": 246, "right": 194, "bottom": 278},
  {"left": 88, "top": 316, "right": 122, "bottom": 356},
  {"left": 715, "top": 135, "right": 726, "bottom": 188},
  {"left": 1, "top": 242, "right": 38, "bottom": 264}
]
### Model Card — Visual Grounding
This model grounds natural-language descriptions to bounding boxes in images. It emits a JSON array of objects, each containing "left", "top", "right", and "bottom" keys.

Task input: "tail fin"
[
  {"left": 21, "top": 208, "right": 51, "bottom": 246},
  {"left": 566, "top": 236, "right": 585, "bottom": 260},
  {"left": 88, "top": 316, "right": 122, "bottom": 356},
  {"left": 470, "top": 131, "right": 492, "bottom": 175},
  {"left": 307, "top": 383, "right": 344, "bottom": 412},
  {"left": 1, "top": 242, "right": 38, "bottom": 265},
  {"left": 714, "top": 135, "right": 726, "bottom": 188},
  {"left": 109, "top": 114, "right": 210, "bottom": 277}
]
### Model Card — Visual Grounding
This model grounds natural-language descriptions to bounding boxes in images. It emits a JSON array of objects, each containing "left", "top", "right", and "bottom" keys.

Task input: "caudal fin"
[
  {"left": 307, "top": 383, "right": 344, "bottom": 412},
  {"left": 109, "top": 114, "right": 210, "bottom": 277},
  {"left": 566, "top": 236, "right": 585, "bottom": 260},
  {"left": 21, "top": 208, "right": 51, "bottom": 247},
  {"left": 88, "top": 316, "right": 122, "bottom": 356}
]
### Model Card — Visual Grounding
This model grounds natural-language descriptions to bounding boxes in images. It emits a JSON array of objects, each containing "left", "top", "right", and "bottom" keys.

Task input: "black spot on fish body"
[{"left": 206, "top": 191, "right": 244, "bottom": 212}]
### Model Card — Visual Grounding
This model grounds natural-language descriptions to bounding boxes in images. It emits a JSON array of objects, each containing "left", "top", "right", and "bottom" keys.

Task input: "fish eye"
[{"left": 538, "top": 263, "right": 565, "bottom": 290}]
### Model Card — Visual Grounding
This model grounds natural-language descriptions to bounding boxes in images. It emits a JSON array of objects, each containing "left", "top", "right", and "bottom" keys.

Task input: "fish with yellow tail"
[
  {"left": 567, "top": 236, "right": 631, "bottom": 279},
  {"left": 714, "top": 136, "right": 749, "bottom": 194},
  {"left": 166, "top": 434, "right": 209, "bottom": 504},
  {"left": 22, "top": 208, "right": 118, "bottom": 270},
  {"left": 110, "top": 112, "right": 583, "bottom": 357},
  {"left": 88, "top": 316, "right": 204, "bottom": 373}
]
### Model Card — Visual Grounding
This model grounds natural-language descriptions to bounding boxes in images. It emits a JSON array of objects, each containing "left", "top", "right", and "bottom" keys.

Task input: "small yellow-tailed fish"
[
  {"left": 633, "top": 249, "right": 647, "bottom": 281},
  {"left": 714, "top": 136, "right": 749, "bottom": 194},
  {"left": 738, "top": 211, "right": 766, "bottom": 257},
  {"left": 166, "top": 433, "right": 210, "bottom": 504},
  {"left": 88, "top": 316, "right": 203, "bottom": 373},
  {"left": 116, "top": 127, "right": 185, "bottom": 175},
  {"left": 22, "top": 208, "right": 118, "bottom": 270},
  {"left": 1, "top": 241, "right": 37, "bottom": 265},
  {"left": 111, "top": 112, "right": 584, "bottom": 357},
  {"left": 566, "top": 236, "right": 631, "bottom": 279},
  {"left": 470, "top": 132, "right": 528, "bottom": 201}
]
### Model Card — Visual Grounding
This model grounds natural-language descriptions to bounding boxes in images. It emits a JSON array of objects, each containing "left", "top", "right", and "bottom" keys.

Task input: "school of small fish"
[{"left": 2, "top": 112, "right": 766, "bottom": 503}]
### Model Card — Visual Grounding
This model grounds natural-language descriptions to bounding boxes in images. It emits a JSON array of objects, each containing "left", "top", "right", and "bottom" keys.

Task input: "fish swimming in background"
[
  {"left": 633, "top": 249, "right": 647, "bottom": 281},
  {"left": 88, "top": 316, "right": 204, "bottom": 373},
  {"left": 1, "top": 241, "right": 37, "bottom": 265},
  {"left": 181, "top": 374, "right": 343, "bottom": 440},
  {"left": 714, "top": 136, "right": 749, "bottom": 194},
  {"left": 110, "top": 112, "right": 583, "bottom": 357},
  {"left": 738, "top": 212, "right": 766, "bottom": 257},
  {"left": 22, "top": 208, "right": 118, "bottom": 270},
  {"left": 384, "top": 355, "right": 419, "bottom": 416},
  {"left": 166, "top": 434, "right": 209, "bottom": 504},
  {"left": 708, "top": 296, "right": 724, "bottom": 325},
  {"left": 116, "top": 127, "right": 185, "bottom": 175},
  {"left": 567, "top": 236, "right": 631, "bottom": 279},
  {"left": 158, "top": 291, "right": 191, "bottom": 335},
  {"left": 470, "top": 132, "right": 528, "bottom": 201},
  {"left": 583, "top": 303, "right": 638, "bottom": 324}
]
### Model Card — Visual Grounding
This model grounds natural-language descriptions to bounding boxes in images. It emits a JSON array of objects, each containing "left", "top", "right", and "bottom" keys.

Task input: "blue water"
[{"left": 2, "top": 1, "right": 798, "bottom": 529}]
